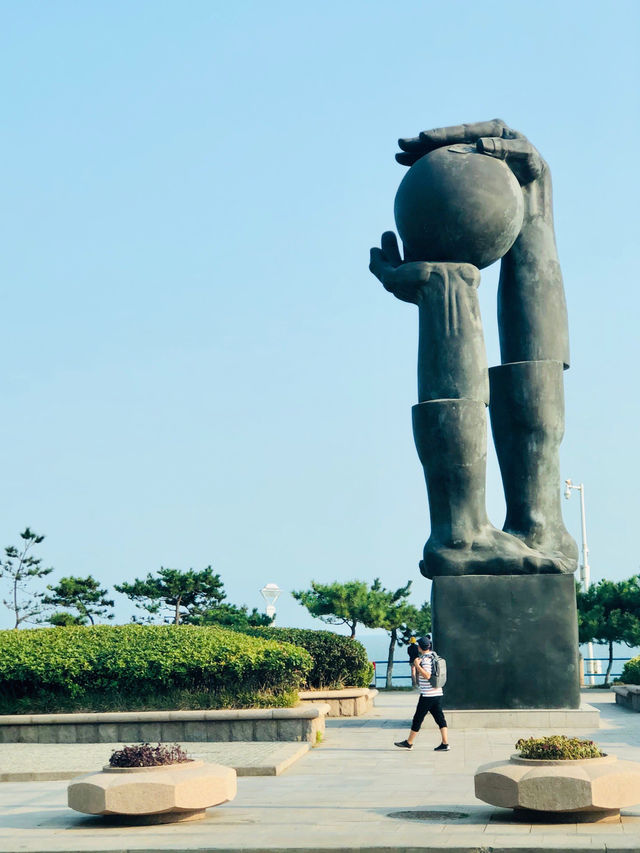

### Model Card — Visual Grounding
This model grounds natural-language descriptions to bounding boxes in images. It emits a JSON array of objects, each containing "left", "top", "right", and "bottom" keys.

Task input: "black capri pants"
[{"left": 411, "top": 695, "right": 447, "bottom": 731}]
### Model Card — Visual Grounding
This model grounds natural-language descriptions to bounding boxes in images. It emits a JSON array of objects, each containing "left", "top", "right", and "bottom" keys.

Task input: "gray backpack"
[{"left": 429, "top": 651, "right": 447, "bottom": 688}]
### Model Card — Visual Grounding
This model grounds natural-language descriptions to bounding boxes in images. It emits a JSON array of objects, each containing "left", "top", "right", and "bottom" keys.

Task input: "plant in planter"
[
  {"left": 514, "top": 735, "right": 604, "bottom": 760},
  {"left": 475, "top": 734, "right": 640, "bottom": 822},
  {"left": 68, "top": 742, "right": 236, "bottom": 824},
  {"left": 108, "top": 742, "right": 191, "bottom": 767}
]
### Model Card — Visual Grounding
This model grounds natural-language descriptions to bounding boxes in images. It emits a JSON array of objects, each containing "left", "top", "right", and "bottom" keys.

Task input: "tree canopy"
[
  {"left": 576, "top": 576, "right": 640, "bottom": 684},
  {"left": 43, "top": 575, "right": 114, "bottom": 626},
  {"left": 399, "top": 600, "right": 432, "bottom": 647},
  {"left": 292, "top": 579, "right": 389, "bottom": 638},
  {"left": 115, "top": 566, "right": 226, "bottom": 625},
  {"left": 373, "top": 579, "right": 415, "bottom": 688},
  {"left": 115, "top": 566, "right": 270, "bottom": 628}
]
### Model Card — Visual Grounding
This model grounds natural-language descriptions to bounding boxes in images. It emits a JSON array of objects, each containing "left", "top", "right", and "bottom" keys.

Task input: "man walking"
[{"left": 394, "top": 635, "right": 449, "bottom": 751}]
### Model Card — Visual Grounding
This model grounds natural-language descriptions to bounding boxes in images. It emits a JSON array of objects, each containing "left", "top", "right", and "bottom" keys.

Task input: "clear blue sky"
[{"left": 1, "top": 0, "right": 638, "bottom": 633}]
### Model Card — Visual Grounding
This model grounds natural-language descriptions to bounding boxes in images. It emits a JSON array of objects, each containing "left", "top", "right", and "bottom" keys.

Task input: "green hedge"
[
  {"left": 243, "top": 627, "right": 373, "bottom": 688},
  {"left": 620, "top": 656, "right": 640, "bottom": 685},
  {"left": 0, "top": 624, "right": 312, "bottom": 713}
]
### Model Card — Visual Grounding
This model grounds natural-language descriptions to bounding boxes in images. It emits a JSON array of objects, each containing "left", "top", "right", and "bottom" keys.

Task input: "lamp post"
[
  {"left": 564, "top": 478, "right": 596, "bottom": 683},
  {"left": 260, "top": 583, "right": 282, "bottom": 623}
]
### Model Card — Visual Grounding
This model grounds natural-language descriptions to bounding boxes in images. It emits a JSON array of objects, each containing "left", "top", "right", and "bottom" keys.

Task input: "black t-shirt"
[{"left": 408, "top": 644, "right": 420, "bottom": 662}]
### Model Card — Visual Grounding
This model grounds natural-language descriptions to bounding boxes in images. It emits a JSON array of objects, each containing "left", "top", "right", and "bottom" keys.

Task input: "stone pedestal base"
[
  {"left": 67, "top": 760, "right": 237, "bottom": 822},
  {"left": 432, "top": 574, "right": 579, "bottom": 709},
  {"left": 475, "top": 753, "right": 640, "bottom": 819}
]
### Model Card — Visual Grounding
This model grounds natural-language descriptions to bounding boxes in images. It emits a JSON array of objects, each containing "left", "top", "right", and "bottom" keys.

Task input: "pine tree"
[
  {"left": 292, "top": 579, "right": 388, "bottom": 638},
  {"left": 0, "top": 528, "right": 53, "bottom": 628},
  {"left": 43, "top": 575, "right": 114, "bottom": 625},
  {"left": 577, "top": 576, "right": 640, "bottom": 684}
]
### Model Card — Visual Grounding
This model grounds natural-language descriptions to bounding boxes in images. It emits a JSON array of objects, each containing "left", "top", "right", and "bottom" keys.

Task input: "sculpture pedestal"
[{"left": 432, "top": 574, "right": 579, "bottom": 710}]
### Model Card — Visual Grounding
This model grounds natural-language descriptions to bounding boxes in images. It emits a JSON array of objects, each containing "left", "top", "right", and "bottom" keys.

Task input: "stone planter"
[
  {"left": 68, "top": 760, "right": 237, "bottom": 824},
  {"left": 613, "top": 683, "right": 640, "bottom": 711},
  {"left": 0, "top": 704, "right": 330, "bottom": 744},
  {"left": 475, "top": 753, "right": 640, "bottom": 821},
  {"left": 298, "top": 688, "right": 378, "bottom": 717}
]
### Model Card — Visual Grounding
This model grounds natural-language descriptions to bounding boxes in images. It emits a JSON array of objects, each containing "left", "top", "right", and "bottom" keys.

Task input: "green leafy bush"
[
  {"left": 243, "top": 627, "right": 373, "bottom": 688},
  {"left": 620, "top": 655, "right": 640, "bottom": 685},
  {"left": 0, "top": 624, "right": 312, "bottom": 713},
  {"left": 515, "top": 735, "right": 604, "bottom": 760}
]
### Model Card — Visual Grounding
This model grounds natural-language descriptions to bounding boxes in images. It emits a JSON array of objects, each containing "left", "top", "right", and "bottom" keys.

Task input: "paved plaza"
[
  {"left": 1, "top": 689, "right": 639, "bottom": 852},
  {"left": 0, "top": 741, "right": 309, "bottom": 781}
]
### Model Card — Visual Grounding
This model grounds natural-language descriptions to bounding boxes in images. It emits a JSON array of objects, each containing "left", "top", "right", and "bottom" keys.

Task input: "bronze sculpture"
[{"left": 370, "top": 119, "right": 578, "bottom": 580}]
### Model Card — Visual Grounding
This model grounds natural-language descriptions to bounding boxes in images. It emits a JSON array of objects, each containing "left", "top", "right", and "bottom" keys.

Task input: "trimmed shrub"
[
  {"left": 0, "top": 624, "right": 312, "bottom": 713},
  {"left": 620, "top": 656, "right": 640, "bottom": 685},
  {"left": 243, "top": 627, "right": 373, "bottom": 688},
  {"left": 515, "top": 735, "right": 604, "bottom": 760}
]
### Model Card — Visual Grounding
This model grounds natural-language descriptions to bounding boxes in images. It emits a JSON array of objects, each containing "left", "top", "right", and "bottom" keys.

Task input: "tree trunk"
[
  {"left": 605, "top": 640, "right": 613, "bottom": 685},
  {"left": 350, "top": 621, "right": 357, "bottom": 638},
  {"left": 386, "top": 628, "right": 397, "bottom": 689},
  {"left": 13, "top": 576, "right": 19, "bottom": 629},
  {"left": 175, "top": 597, "right": 182, "bottom": 626}
]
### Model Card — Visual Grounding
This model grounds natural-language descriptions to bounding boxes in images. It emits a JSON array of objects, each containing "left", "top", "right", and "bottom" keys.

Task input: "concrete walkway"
[
  {"left": 0, "top": 741, "right": 309, "bottom": 780},
  {"left": 1, "top": 689, "right": 639, "bottom": 852}
]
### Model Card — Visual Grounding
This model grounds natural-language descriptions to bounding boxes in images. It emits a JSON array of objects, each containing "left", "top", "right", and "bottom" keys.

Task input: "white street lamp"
[
  {"left": 564, "top": 478, "right": 597, "bottom": 683},
  {"left": 260, "top": 583, "right": 282, "bottom": 623}
]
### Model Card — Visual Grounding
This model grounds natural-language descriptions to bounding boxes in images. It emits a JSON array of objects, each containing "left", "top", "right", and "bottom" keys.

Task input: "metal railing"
[
  {"left": 372, "top": 657, "right": 632, "bottom": 688},
  {"left": 372, "top": 660, "right": 414, "bottom": 688},
  {"left": 582, "top": 657, "right": 629, "bottom": 681}
]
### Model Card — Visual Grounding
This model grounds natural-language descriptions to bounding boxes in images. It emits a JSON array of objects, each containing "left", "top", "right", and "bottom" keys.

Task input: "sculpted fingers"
[
  {"left": 417, "top": 119, "right": 509, "bottom": 149},
  {"left": 397, "top": 119, "right": 525, "bottom": 166},
  {"left": 369, "top": 247, "right": 392, "bottom": 285},
  {"left": 396, "top": 150, "right": 423, "bottom": 166},
  {"left": 477, "top": 137, "right": 544, "bottom": 184},
  {"left": 381, "top": 231, "right": 402, "bottom": 266}
]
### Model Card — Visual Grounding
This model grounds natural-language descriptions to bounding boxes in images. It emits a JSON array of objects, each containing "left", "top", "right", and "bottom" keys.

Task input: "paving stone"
[{"left": 0, "top": 690, "right": 638, "bottom": 852}]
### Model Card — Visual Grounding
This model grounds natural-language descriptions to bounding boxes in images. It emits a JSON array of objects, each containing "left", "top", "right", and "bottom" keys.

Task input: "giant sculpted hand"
[
  {"left": 396, "top": 119, "right": 569, "bottom": 368},
  {"left": 368, "top": 120, "right": 575, "bottom": 577},
  {"left": 396, "top": 118, "right": 545, "bottom": 185}
]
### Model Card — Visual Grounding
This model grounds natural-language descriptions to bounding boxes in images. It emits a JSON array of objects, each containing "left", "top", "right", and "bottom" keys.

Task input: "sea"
[{"left": 355, "top": 630, "right": 638, "bottom": 688}]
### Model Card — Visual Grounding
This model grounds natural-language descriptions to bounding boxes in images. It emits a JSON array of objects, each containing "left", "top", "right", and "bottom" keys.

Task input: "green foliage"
[
  {"left": 0, "top": 624, "right": 312, "bottom": 713},
  {"left": 375, "top": 580, "right": 413, "bottom": 634},
  {"left": 515, "top": 735, "right": 604, "bottom": 760},
  {"left": 399, "top": 601, "right": 432, "bottom": 646},
  {"left": 620, "top": 655, "right": 640, "bottom": 685},
  {"left": 115, "top": 566, "right": 226, "bottom": 625},
  {"left": 187, "top": 603, "right": 272, "bottom": 630},
  {"left": 43, "top": 575, "right": 114, "bottom": 626},
  {"left": 1, "top": 686, "right": 300, "bottom": 715},
  {"left": 371, "top": 579, "right": 415, "bottom": 689},
  {"left": 0, "top": 528, "right": 53, "bottom": 628},
  {"left": 576, "top": 576, "right": 640, "bottom": 683},
  {"left": 291, "top": 579, "right": 389, "bottom": 638},
  {"left": 115, "top": 566, "right": 266, "bottom": 629},
  {"left": 48, "top": 611, "right": 86, "bottom": 627},
  {"left": 243, "top": 626, "right": 373, "bottom": 688}
]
